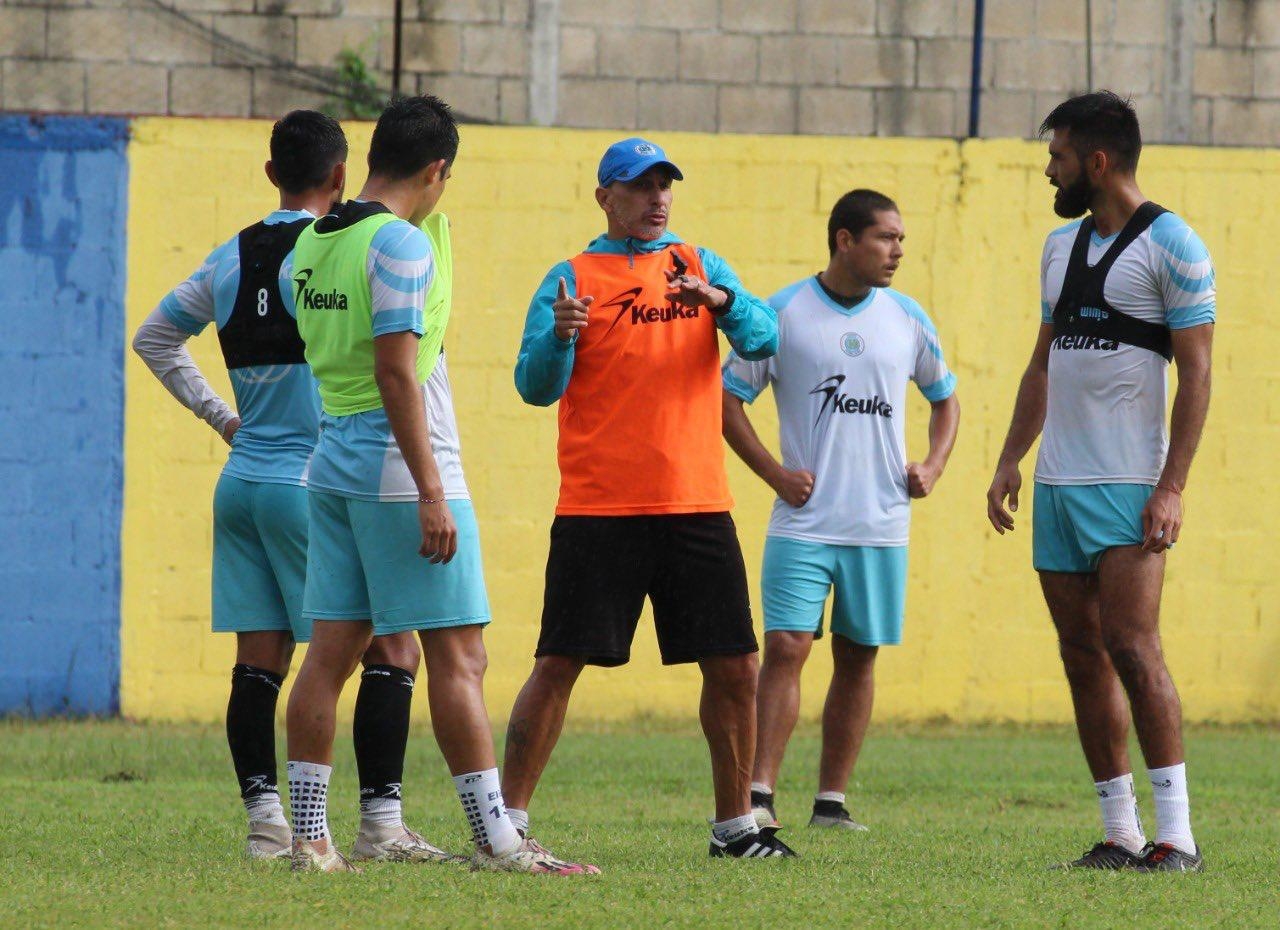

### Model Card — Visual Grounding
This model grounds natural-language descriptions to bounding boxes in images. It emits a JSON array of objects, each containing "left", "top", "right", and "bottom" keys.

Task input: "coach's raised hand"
[
  {"left": 664, "top": 268, "right": 728, "bottom": 310},
  {"left": 553, "top": 276, "right": 593, "bottom": 342}
]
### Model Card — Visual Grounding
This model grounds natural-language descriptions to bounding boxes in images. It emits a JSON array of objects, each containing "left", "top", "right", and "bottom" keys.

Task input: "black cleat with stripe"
[
  {"left": 709, "top": 827, "right": 799, "bottom": 859},
  {"left": 1137, "top": 842, "right": 1204, "bottom": 873},
  {"left": 1050, "top": 841, "right": 1145, "bottom": 871}
]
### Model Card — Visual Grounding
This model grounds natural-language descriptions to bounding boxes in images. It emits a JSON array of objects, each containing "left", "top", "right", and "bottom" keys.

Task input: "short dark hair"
[
  {"left": 1039, "top": 91, "right": 1142, "bottom": 174},
  {"left": 367, "top": 95, "right": 460, "bottom": 181},
  {"left": 827, "top": 189, "right": 899, "bottom": 255},
  {"left": 269, "top": 110, "right": 348, "bottom": 195}
]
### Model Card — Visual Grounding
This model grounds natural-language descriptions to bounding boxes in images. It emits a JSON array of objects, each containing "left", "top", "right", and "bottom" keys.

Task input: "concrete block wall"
[{"left": 3, "top": 0, "right": 1280, "bottom": 145}]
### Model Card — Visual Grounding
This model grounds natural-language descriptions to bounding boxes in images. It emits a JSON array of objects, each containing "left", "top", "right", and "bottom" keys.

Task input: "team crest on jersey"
[{"left": 840, "top": 332, "right": 865, "bottom": 357}]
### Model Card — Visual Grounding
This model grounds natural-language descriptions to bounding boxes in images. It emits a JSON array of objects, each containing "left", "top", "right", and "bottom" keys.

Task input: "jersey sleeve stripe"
[
  {"left": 722, "top": 368, "right": 762, "bottom": 402},
  {"left": 918, "top": 372, "right": 956, "bottom": 402}
]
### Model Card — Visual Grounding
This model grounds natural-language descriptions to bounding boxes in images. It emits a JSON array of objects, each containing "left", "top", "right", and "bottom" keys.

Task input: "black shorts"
[{"left": 536, "top": 512, "right": 758, "bottom": 666}]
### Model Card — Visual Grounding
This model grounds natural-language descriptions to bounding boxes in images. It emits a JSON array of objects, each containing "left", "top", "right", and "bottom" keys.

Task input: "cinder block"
[
  {"left": 874, "top": 87, "right": 958, "bottom": 137},
  {"left": 1212, "top": 97, "right": 1280, "bottom": 145},
  {"left": 1194, "top": 47, "right": 1253, "bottom": 97},
  {"left": 499, "top": 76, "right": 527, "bottom": 122},
  {"left": 835, "top": 37, "right": 914, "bottom": 88},
  {"left": 981, "top": 0, "right": 1035, "bottom": 39},
  {"left": 598, "top": 29, "right": 679, "bottom": 81},
  {"left": 295, "top": 17, "right": 385, "bottom": 69},
  {"left": 461, "top": 23, "right": 529, "bottom": 77},
  {"left": 556, "top": 76, "right": 637, "bottom": 128},
  {"left": 212, "top": 14, "right": 297, "bottom": 67},
  {"left": 128, "top": 8, "right": 216, "bottom": 66},
  {"left": 87, "top": 62, "right": 169, "bottom": 114},
  {"left": 718, "top": 84, "right": 797, "bottom": 134},
  {"left": 559, "top": 25, "right": 598, "bottom": 78},
  {"left": 1254, "top": 49, "right": 1280, "bottom": 99},
  {"left": 169, "top": 65, "right": 252, "bottom": 116},
  {"left": 419, "top": 0, "right": 503, "bottom": 23},
  {"left": 759, "top": 35, "right": 840, "bottom": 86},
  {"left": 636, "top": 80, "right": 718, "bottom": 133},
  {"left": 1091, "top": 45, "right": 1162, "bottom": 96},
  {"left": 645, "top": 0, "right": 719, "bottom": 29},
  {"left": 719, "top": 0, "right": 797, "bottom": 34},
  {"left": 877, "top": 0, "right": 960, "bottom": 38},
  {"left": 1108, "top": 0, "right": 1167, "bottom": 45},
  {"left": 1034, "top": 0, "right": 1086, "bottom": 42},
  {"left": 47, "top": 8, "right": 132, "bottom": 61},
  {"left": 250, "top": 65, "right": 329, "bottom": 118},
  {"left": 399, "top": 22, "right": 462, "bottom": 73},
  {"left": 0, "top": 7, "right": 47, "bottom": 57},
  {"left": 679, "top": 31, "right": 758, "bottom": 83},
  {"left": 916, "top": 37, "right": 978, "bottom": 90},
  {"left": 797, "top": 0, "right": 876, "bottom": 36},
  {"left": 3, "top": 59, "right": 85, "bottom": 112},
  {"left": 418, "top": 72, "right": 501, "bottom": 121},
  {"left": 973, "top": 89, "right": 1036, "bottom": 139},
  {"left": 559, "top": 0, "right": 638, "bottom": 28},
  {"left": 797, "top": 86, "right": 875, "bottom": 135}
]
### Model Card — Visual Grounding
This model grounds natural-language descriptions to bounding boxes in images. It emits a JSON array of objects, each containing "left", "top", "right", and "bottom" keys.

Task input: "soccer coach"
[{"left": 504, "top": 138, "right": 796, "bottom": 861}]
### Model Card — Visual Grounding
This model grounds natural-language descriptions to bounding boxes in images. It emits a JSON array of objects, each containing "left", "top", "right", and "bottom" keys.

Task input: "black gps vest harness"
[
  {"left": 1051, "top": 201, "right": 1172, "bottom": 362},
  {"left": 217, "top": 217, "right": 314, "bottom": 370}
]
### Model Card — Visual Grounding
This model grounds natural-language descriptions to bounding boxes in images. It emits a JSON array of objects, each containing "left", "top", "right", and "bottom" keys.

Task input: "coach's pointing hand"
[
  {"left": 553, "top": 277, "right": 593, "bottom": 342},
  {"left": 986, "top": 462, "right": 1021, "bottom": 534}
]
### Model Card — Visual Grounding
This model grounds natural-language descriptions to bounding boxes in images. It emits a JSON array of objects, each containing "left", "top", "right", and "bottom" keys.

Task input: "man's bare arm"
[{"left": 986, "top": 323, "right": 1054, "bottom": 533}]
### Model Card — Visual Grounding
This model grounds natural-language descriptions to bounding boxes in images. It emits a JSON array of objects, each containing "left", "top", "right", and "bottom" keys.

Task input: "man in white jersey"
[
  {"left": 132, "top": 111, "right": 440, "bottom": 863},
  {"left": 280, "top": 96, "right": 594, "bottom": 875},
  {"left": 723, "top": 190, "right": 960, "bottom": 832},
  {"left": 987, "top": 92, "right": 1214, "bottom": 872}
]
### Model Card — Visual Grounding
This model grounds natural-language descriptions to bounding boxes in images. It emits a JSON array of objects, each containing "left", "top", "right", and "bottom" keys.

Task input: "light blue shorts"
[
  {"left": 212, "top": 474, "right": 311, "bottom": 642},
  {"left": 303, "top": 492, "right": 490, "bottom": 635},
  {"left": 761, "top": 537, "right": 908, "bottom": 646},
  {"left": 1032, "top": 482, "right": 1153, "bottom": 573}
]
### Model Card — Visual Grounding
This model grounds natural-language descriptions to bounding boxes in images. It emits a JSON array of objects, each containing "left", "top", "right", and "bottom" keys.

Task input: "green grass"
[{"left": 1, "top": 719, "right": 1277, "bottom": 929}]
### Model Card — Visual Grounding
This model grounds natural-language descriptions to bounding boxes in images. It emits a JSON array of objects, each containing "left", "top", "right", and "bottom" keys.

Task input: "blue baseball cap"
[{"left": 597, "top": 137, "right": 684, "bottom": 187}]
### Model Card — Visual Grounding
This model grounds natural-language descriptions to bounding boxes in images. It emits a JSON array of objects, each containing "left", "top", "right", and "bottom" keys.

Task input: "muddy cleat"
[
  {"left": 1050, "top": 841, "right": 1145, "bottom": 871},
  {"left": 350, "top": 824, "right": 468, "bottom": 864},
  {"left": 709, "top": 827, "right": 799, "bottom": 859},
  {"left": 471, "top": 836, "right": 601, "bottom": 875},
  {"left": 246, "top": 821, "right": 292, "bottom": 860},
  {"left": 751, "top": 789, "right": 779, "bottom": 829},
  {"left": 291, "top": 839, "right": 362, "bottom": 873},
  {"left": 1138, "top": 842, "right": 1204, "bottom": 873},
  {"left": 808, "top": 800, "right": 869, "bottom": 831}
]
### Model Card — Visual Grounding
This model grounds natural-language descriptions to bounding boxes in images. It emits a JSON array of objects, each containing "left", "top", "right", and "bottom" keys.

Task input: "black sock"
[
  {"left": 226, "top": 664, "right": 285, "bottom": 803},
  {"left": 353, "top": 664, "right": 415, "bottom": 810}
]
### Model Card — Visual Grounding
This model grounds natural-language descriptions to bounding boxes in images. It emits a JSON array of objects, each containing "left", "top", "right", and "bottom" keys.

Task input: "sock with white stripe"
[
  {"left": 1094, "top": 773, "right": 1145, "bottom": 854},
  {"left": 506, "top": 807, "right": 530, "bottom": 836},
  {"left": 815, "top": 790, "right": 846, "bottom": 806},
  {"left": 453, "top": 769, "right": 521, "bottom": 856},
  {"left": 1149, "top": 763, "right": 1196, "bottom": 854},
  {"left": 711, "top": 814, "right": 759, "bottom": 845},
  {"left": 287, "top": 760, "right": 332, "bottom": 843},
  {"left": 227, "top": 664, "right": 287, "bottom": 827}
]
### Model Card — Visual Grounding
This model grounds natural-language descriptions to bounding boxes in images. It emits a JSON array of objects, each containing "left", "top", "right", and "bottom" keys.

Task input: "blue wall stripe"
[{"left": 0, "top": 115, "right": 128, "bottom": 715}]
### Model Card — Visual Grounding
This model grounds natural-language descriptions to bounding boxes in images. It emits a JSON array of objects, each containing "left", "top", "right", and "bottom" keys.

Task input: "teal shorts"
[
  {"left": 761, "top": 536, "right": 908, "bottom": 646},
  {"left": 212, "top": 474, "right": 311, "bottom": 642},
  {"left": 303, "top": 492, "right": 490, "bottom": 635},
  {"left": 1032, "top": 482, "right": 1153, "bottom": 573}
]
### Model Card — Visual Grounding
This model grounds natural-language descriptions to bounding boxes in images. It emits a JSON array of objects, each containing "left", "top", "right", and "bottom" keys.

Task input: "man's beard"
[{"left": 1053, "top": 172, "right": 1094, "bottom": 218}]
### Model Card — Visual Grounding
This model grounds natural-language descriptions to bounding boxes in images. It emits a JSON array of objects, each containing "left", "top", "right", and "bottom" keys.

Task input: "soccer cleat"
[
  {"left": 351, "top": 823, "right": 468, "bottom": 864},
  {"left": 291, "top": 839, "right": 362, "bottom": 873},
  {"left": 471, "top": 836, "right": 601, "bottom": 875},
  {"left": 246, "top": 820, "right": 292, "bottom": 860},
  {"left": 1137, "top": 842, "right": 1204, "bottom": 873},
  {"left": 1050, "top": 841, "right": 1145, "bottom": 871},
  {"left": 808, "top": 800, "right": 869, "bottom": 831},
  {"left": 751, "top": 789, "right": 779, "bottom": 829},
  {"left": 709, "top": 827, "right": 799, "bottom": 859}
]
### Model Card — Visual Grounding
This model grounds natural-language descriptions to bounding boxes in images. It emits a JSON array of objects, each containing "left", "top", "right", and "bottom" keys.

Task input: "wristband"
[
  {"left": 418, "top": 496, "right": 445, "bottom": 504},
  {"left": 1155, "top": 484, "right": 1182, "bottom": 495},
  {"left": 710, "top": 285, "right": 735, "bottom": 316}
]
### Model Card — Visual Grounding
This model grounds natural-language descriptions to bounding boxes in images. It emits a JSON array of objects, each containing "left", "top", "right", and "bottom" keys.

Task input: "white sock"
[
  {"left": 815, "top": 791, "right": 846, "bottom": 805},
  {"left": 360, "top": 796, "right": 402, "bottom": 830},
  {"left": 506, "top": 807, "right": 530, "bottom": 836},
  {"left": 245, "top": 791, "right": 288, "bottom": 826},
  {"left": 452, "top": 769, "right": 521, "bottom": 856},
  {"left": 711, "top": 814, "right": 759, "bottom": 845},
  {"left": 750, "top": 782, "right": 773, "bottom": 797},
  {"left": 1094, "top": 773, "right": 1145, "bottom": 853},
  {"left": 287, "top": 761, "right": 332, "bottom": 843},
  {"left": 1149, "top": 763, "right": 1196, "bottom": 854}
]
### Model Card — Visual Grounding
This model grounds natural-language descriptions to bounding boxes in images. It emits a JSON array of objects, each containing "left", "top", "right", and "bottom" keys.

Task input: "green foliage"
[
  {"left": 326, "top": 47, "right": 385, "bottom": 121},
  {"left": 1, "top": 720, "right": 1277, "bottom": 928}
]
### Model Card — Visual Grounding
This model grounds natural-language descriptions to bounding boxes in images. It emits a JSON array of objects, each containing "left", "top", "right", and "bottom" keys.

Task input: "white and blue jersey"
[
  {"left": 280, "top": 216, "right": 469, "bottom": 502},
  {"left": 1038, "top": 211, "right": 1216, "bottom": 485},
  {"left": 723, "top": 278, "right": 955, "bottom": 547},
  {"left": 155, "top": 208, "right": 320, "bottom": 486}
]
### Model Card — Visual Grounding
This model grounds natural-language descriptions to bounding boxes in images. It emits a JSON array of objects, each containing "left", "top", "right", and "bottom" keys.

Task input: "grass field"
[{"left": 2, "top": 719, "right": 1277, "bottom": 929}]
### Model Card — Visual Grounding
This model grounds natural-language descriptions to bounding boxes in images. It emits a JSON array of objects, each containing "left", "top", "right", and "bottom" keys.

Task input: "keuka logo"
[
  {"left": 601, "top": 286, "right": 701, "bottom": 336},
  {"left": 293, "top": 268, "right": 349, "bottom": 311},
  {"left": 809, "top": 374, "right": 893, "bottom": 425},
  {"left": 1051, "top": 334, "right": 1119, "bottom": 351}
]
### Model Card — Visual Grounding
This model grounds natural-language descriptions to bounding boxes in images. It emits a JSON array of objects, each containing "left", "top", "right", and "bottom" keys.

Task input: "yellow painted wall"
[{"left": 122, "top": 118, "right": 1280, "bottom": 723}]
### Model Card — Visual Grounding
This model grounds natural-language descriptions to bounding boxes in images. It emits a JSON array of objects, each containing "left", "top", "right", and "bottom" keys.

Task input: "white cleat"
[
  {"left": 246, "top": 821, "right": 292, "bottom": 860},
  {"left": 471, "top": 836, "right": 601, "bottom": 875},
  {"left": 350, "top": 823, "right": 468, "bottom": 864},
  {"left": 291, "top": 839, "right": 362, "bottom": 873}
]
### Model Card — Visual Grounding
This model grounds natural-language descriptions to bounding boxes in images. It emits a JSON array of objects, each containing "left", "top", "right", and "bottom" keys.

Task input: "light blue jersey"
[
  {"left": 160, "top": 209, "right": 320, "bottom": 486},
  {"left": 280, "top": 211, "right": 469, "bottom": 502}
]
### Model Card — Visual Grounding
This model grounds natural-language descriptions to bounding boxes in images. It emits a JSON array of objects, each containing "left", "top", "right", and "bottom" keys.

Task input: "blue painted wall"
[{"left": 0, "top": 115, "right": 128, "bottom": 715}]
